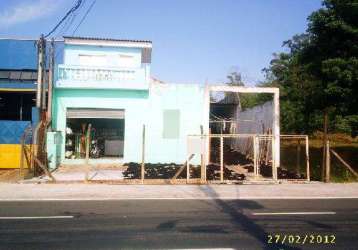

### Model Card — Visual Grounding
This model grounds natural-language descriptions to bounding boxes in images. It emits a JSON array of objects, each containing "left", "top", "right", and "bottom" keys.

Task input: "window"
[{"left": 163, "top": 109, "right": 180, "bottom": 139}]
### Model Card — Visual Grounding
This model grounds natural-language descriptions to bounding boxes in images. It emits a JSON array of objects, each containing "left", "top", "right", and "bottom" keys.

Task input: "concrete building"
[
  {"left": 48, "top": 36, "right": 209, "bottom": 169},
  {"left": 0, "top": 36, "right": 281, "bottom": 181},
  {"left": 0, "top": 38, "right": 42, "bottom": 168}
]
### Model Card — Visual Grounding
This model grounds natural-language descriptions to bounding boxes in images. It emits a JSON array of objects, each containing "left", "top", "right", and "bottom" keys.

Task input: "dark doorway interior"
[
  {"left": 0, "top": 92, "right": 35, "bottom": 121},
  {"left": 65, "top": 118, "right": 125, "bottom": 159}
]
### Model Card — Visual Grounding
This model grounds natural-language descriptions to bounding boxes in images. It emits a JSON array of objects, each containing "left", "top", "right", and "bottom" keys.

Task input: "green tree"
[
  {"left": 264, "top": 0, "right": 358, "bottom": 136},
  {"left": 263, "top": 0, "right": 358, "bottom": 181}
]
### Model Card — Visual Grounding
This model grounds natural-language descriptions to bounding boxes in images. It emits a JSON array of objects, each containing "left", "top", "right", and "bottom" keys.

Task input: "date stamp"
[{"left": 267, "top": 234, "right": 336, "bottom": 245}]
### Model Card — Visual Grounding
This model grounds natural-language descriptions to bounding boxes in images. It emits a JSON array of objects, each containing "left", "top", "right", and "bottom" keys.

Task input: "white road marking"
[
  {"left": 0, "top": 196, "right": 357, "bottom": 201},
  {"left": 252, "top": 211, "right": 336, "bottom": 216},
  {"left": 173, "top": 249, "right": 235, "bottom": 250},
  {"left": 0, "top": 216, "right": 74, "bottom": 220}
]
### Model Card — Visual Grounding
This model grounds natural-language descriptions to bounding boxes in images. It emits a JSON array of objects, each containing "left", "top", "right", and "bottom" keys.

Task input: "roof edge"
[{"left": 63, "top": 36, "right": 152, "bottom": 48}]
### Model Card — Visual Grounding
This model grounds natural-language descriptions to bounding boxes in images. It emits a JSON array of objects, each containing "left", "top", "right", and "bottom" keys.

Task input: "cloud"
[{"left": 0, "top": 0, "right": 62, "bottom": 28}]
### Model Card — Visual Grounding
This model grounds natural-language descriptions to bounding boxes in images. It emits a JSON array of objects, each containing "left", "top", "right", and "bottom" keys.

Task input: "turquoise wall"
[
  {"left": 52, "top": 88, "right": 148, "bottom": 163},
  {"left": 56, "top": 44, "right": 150, "bottom": 90},
  {"left": 64, "top": 44, "right": 142, "bottom": 67},
  {"left": 52, "top": 84, "right": 206, "bottom": 164},
  {"left": 145, "top": 84, "right": 205, "bottom": 163},
  {"left": 51, "top": 40, "right": 206, "bottom": 166}
]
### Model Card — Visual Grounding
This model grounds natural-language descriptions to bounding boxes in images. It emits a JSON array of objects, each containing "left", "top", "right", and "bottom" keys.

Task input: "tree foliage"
[{"left": 263, "top": 0, "right": 358, "bottom": 136}]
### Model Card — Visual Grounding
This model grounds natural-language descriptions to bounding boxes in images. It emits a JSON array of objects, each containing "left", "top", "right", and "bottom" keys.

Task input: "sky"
[{"left": 0, "top": 0, "right": 322, "bottom": 85}]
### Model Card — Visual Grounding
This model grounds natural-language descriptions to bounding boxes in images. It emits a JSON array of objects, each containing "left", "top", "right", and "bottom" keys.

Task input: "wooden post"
[
  {"left": 200, "top": 125, "right": 206, "bottom": 182},
  {"left": 220, "top": 136, "right": 224, "bottom": 182},
  {"left": 325, "top": 140, "right": 330, "bottom": 183},
  {"left": 186, "top": 154, "right": 190, "bottom": 183},
  {"left": 19, "top": 138, "right": 25, "bottom": 178},
  {"left": 256, "top": 136, "right": 260, "bottom": 176},
  {"left": 85, "top": 124, "right": 91, "bottom": 181},
  {"left": 253, "top": 135, "right": 257, "bottom": 178},
  {"left": 208, "top": 128, "right": 211, "bottom": 163},
  {"left": 296, "top": 139, "right": 301, "bottom": 175},
  {"left": 322, "top": 110, "right": 328, "bottom": 181},
  {"left": 47, "top": 38, "right": 54, "bottom": 124},
  {"left": 36, "top": 35, "right": 45, "bottom": 108},
  {"left": 172, "top": 154, "right": 194, "bottom": 180},
  {"left": 141, "top": 124, "right": 145, "bottom": 183},
  {"left": 330, "top": 149, "right": 358, "bottom": 178},
  {"left": 305, "top": 136, "right": 310, "bottom": 181}
]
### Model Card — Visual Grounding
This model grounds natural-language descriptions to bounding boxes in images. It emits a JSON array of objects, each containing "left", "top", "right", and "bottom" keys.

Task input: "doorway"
[{"left": 65, "top": 108, "right": 125, "bottom": 159}]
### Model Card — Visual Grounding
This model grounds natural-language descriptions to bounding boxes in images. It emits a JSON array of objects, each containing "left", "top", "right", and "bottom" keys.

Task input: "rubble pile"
[{"left": 206, "top": 164, "right": 245, "bottom": 181}]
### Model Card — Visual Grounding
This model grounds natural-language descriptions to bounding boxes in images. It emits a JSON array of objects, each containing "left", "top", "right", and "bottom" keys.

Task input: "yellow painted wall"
[{"left": 0, "top": 144, "right": 29, "bottom": 168}]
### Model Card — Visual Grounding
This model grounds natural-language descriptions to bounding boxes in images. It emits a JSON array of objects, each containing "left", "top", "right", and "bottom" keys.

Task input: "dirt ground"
[{"left": 0, "top": 169, "right": 32, "bottom": 183}]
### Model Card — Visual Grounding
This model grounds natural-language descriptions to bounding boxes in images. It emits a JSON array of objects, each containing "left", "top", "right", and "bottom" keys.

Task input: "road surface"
[{"left": 0, "top": 198, "right": 357, "bottom": 249}]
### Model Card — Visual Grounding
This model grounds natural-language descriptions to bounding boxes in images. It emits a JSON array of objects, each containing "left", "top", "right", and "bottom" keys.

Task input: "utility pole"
[
  {"left": 47, "top": 38, "right": 54, "bottom": 125},
  {"left": 36, "top": 34, "right": 46, "bottom": 109}
]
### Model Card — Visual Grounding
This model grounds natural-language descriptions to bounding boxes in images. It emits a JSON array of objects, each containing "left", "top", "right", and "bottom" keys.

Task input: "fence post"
[
  {"left": 296, "top": 139, "right": 301, "bottom": 175},
  {"left": 305, "top": 136, "right": 310, "bottom": 182},
  {"left": 141, "top": 124, "right": 145, "bottom": 184},
  {"left": 200, "top": 125, "right": 206, "bottom": 183},
  {"left": 85, "top": 123, "right": 91, "bottom": 181},
  {"left": 325, "top": 140, "right": 330, "bottom": 183},
  {"left": 253, "top": 135, "right": 257, "bottom": 178},
  {"left": 220, "top": 136, "right": 224, "bottom": 183},
  {"left": 186, "top": 154, "right": 190, "bottom": 184}
]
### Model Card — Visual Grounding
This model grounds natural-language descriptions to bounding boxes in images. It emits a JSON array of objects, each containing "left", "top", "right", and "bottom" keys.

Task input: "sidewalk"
[{"left": 0, "top": 183, "right": 357, "bottom": 200}]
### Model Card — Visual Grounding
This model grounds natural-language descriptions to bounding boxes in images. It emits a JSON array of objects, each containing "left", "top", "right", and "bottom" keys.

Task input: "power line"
[
  {"left": 55, "top": 12, "right": 75, "bottom": 38},
  {"left": 56, "top": 0, "right": 88, "bottom": 38},
  {"left": 44, "top": 0, "right": 83, "bottom": 38},
  {"left": 72, "top": 0, "right": 96, "bottom": 35}
]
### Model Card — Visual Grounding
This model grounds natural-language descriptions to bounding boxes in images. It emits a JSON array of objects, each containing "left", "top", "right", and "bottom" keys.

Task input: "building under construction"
[{"left": 1, "top": 36, "right": 311, "bottom": 183}]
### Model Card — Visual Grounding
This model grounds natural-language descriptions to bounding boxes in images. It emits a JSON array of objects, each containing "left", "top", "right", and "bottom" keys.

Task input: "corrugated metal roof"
[{"left": 63, "top": 36, "right": 152, "bottom": 44}]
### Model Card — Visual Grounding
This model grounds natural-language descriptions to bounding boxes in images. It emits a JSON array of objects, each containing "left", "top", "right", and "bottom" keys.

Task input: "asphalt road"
[{"left": 0, "top": 198, "right": 357, "bottom": 250}]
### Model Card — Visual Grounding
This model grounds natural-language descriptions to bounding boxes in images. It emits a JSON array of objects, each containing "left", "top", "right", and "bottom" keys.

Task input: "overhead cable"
[{"left": 44, "top": 0, "right": 83, "bottom": 38}]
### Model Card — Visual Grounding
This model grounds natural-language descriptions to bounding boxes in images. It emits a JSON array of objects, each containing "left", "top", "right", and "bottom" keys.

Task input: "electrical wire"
[
  {"left": 44, "top": 0, "right": 83, "bottom": 38},
  {"left": 72, "top": 0, "right": 96, "bottom": 35}
]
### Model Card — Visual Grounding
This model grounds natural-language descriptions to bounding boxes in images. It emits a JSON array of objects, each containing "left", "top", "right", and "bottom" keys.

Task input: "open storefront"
[{"left": 65, "top": 108, "right": 125, "bottom": 160}]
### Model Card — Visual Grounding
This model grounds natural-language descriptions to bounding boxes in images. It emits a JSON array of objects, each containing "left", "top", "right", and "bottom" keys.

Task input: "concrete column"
[{"left": 273, "top": 88, "right": 280, "bottom": 179}]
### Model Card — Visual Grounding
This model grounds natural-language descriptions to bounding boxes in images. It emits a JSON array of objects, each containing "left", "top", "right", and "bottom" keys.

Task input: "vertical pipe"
[
  {"left": 305, "top": 135, "right": 310, "bottom": 182},
  {"left": 141, "top": 124, "right": 145, "bottom": 183},
  {"left": 220, "top": 136, "right": 224, "bottom": 182}
]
